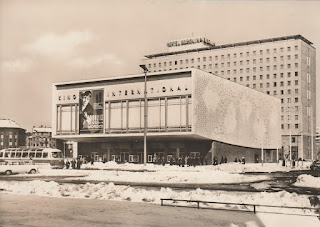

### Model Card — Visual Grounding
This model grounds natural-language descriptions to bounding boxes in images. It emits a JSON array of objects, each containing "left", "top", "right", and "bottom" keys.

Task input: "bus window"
[
  {"left": 29, "top": 152, "right": 35, "bottom": 159},
  {"left": 52, "top": 152, "right": 62, "bottom": 158},
  {"left": 5, "top": 152, "right": 10, "bottom": 158},
  {"left": 36, "top": 152, "right": 42, "bottom": 158},
  {"left": 43, "top": 152, "right": 48, "bottom": 158},
  {"left": 0, "top": 152, "right": 3, "bottom": 157},
  {"left": 22, "top": 152, "right": 29, "bottom": 158},
  {"left": 16, "top": 152, "right": 22, "bottom": 158},
  {"left": 10, "top": 152, "right": 15, "bottom": 158}
]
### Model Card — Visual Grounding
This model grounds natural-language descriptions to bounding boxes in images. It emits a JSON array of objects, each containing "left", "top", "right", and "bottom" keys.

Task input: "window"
[
  {"left": 260, "top": 83, "right": 263, "bottom": 88},
  {"left": 234, "top": 53, "right": 237, "bottom": 58},
  {"left": 287, "top": 72, "right": 291, "bottom": 77},
  {"left": 266, "top": 82, "right": 270, "bottom": 88},
  {"left": 287, "top": 47, "right": 291, "bottom": 51},
  {"left": 295, "top": 115, "right": 298, "bottom": 120},
  {"left": 281, "top": 90, "right": 284, "bottom": 95},
  {"left": 273, "top": 82, "right": 277, "bottom": 87},
  {"left": 273, "top": 74, "right": 277, "bottom": 79},
  {"left": 253, "top": 75, "right": 256, "bottom": 80},
  {"left": 295, "top": 54, "right": 298, "bottom": 59},
  {"left": 215, "top": 56, "right": 218, "bottom": 60},
  {"left": 281, "top": 124, "right": 284, "bottom": 129},
  {"left": 287, "top": 64, "right": 291, "bottom": 69},
  {"left": 287, "top": 55, "right": 291, "bottom": 60},
  {"left": 295, "top": 89, "right": 299, "bottom": 94},
  {"left": 295, "top": 72, "right": 298, "bottom": 77},
  {"left": 307, "top": 73, "right": 310, "bottom": 82},
  {"left": 280, "top": 56, "right": 284, "bottom": 61},
  {"left": 240, "top": 77, "right": 243, "bottom": 81},
  {"left": 307, "top": 90, "right": 311, "bottom": 99},
  {"left": 203, "top": 57, "right": 206, "bottom": 62},
  {"left": 209, "top": 56, "right": 212, "bottom": 61},
  {"left": 273, "top": 90, "right": 277, "bottom": 95},
  {"left": 259, "top": 75, "right": 263, "bottom": 80},
  {"left": 288, "top": 89, "right": 291, "bottom": 95},
  {"left": 266, "top": 74, "right": 270, "bottom": 79},
  {"left": 253, "top": 84, "right": 256, "bottom": 88},
  {"left": 295, "top": 124, "right": 299, "bottom": 129},
  {"left": 295, "top": 46, "right": 298, "bottom": 51},
  {"left": 295, "top": 63, "right": 298, "bottom": 68},
  {"left": 260, "top": 50, "right": 263, "bottom": 55},
  {"left": 295, "top": 98, "right": 299, "bottom": 103},
  {"left": 197, "top": 58, "right": 200, "bottom": 63},
  {"left": 280, "top": 81, "right": 284, "bottom": 86},
  {"left": 266, "top": 49, "right": 270, "bottom": 54},
  {"left": 273, "top": 48, "right": 277, "bottom": 53},
  {"left": 295, "top": 80, "right": 299, "bottom": 85},
  {"left": 273, "top": 57, "right": 277, "bottom": 62},
  {"left": 246, "top": 76, "right": 250, "bottom": 81},
  {"left": 180, "top": 60, "right": 183, "bottom": 64},
  {"left": 280, "top": 47, "right": 284, "bottom": 52},
  {"left": 253, "top": 59, "right": 256, "bottom": 64}
]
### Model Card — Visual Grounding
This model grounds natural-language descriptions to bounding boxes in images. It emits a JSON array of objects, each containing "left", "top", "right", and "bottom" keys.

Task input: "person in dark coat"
[
  {"left": 213, "top": 156, "right": 218, "bottom": 165},
  {"left": 241, "top": 157, "right": 246, "bottom": 165},
  {"left": 71, "top": 159, "right": 76, "bottom": 169},
  {"left": 220, "top": 156, "right": 224, "bottom": 164},
  {"left": 224, "top": 156, "right": 228, "bottom": 163},
  {"left": 65, "top": 160, "right": 70, "bottom": 169}
]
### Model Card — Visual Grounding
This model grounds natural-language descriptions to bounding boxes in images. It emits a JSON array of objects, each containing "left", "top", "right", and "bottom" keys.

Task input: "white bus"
[{"left": 0, "top": 147, "right": 65, "bottom": 169}]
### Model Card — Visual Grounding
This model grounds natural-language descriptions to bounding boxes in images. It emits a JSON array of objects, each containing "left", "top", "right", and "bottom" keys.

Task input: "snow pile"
[
  {"left": 81, "top": 161, "right": 312, "bottom": 173},
  {"left": 76, "top": 169, "right": 268, "bottom": 184},
  {"left": 294, "top": 175, "right": 320, "bottom": 188},
  {"left": 0, "top": 180, "right": 318, "bottom": 216}
]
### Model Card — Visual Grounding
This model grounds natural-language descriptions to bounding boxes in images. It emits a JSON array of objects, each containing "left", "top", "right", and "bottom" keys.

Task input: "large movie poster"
[{"left": 79, "top": 89, "right": 104, "bottom": 134}]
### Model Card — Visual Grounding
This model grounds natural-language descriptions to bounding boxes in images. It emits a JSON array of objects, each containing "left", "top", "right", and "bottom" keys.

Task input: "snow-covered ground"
[
  {"left": 0, "top": 162, "right": 319, "bottom": 226},
  {"left": 80, "top": 161, "right": 312, "bottom": 173}
]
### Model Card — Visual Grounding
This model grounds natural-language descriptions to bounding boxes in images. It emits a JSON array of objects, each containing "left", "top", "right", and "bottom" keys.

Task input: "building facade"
[
  {"left": 52, "top": 69, "right": 280, "bottom": 164},
  {"left": 26, "top": 126, "right": 63, "bottom": 149},
  {"left": 142, "top": 35, "right": 316, "bottom": 161},
  {"left": 0, "top": 119, "right": 26, "bottom": 149}
]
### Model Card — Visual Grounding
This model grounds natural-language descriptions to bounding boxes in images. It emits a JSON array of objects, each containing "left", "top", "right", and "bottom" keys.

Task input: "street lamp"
[{"left": 139, "top": 64, "right": 149, "bottom": 166}]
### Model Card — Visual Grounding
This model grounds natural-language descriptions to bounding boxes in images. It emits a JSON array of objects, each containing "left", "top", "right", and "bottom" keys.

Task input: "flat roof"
[
  {"left": 54, "top": 68, "right": 193, "bottom": 89},
  {"left": 145, "top": 35, "right": 313, "bottom": 59}
]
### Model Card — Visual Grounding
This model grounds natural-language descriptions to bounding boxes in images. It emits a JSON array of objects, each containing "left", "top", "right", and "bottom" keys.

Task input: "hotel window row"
[{"left": 149, "top": 55, "right": 299, "bottom": 70}]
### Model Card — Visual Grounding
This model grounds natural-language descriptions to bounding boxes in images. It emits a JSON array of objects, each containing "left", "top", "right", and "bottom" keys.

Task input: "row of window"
[
  {"left": 150, "top": 54, "right": 300, "bottom": 68},
  {"left": 281, "top": 124, "right": 299, "bottom": 130},
  {"left": 229, "top": 71, "right": 300, "bottom": 81}
]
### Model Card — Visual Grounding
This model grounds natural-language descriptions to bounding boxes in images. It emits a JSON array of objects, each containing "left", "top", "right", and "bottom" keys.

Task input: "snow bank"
[
  {"left": 294, "top": 175, "right": 320, "bottom": 188},
  {"left": 81, "top": 162, "right": 312, "bottom": 173},
  {"left": 0, "top": 180, "right": 318, "bottom": 217}
]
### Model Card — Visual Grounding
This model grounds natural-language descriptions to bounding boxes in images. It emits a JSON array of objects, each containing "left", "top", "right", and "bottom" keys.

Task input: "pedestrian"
[
  {"left": 220, "top": 156, "right": 224, "bottom": 164},
  {"left": 213, "top": 156, "right": 218, "bottom": 165},
  {"left": 65, "top": 160, "right": 70, "bottom": 169},
  {"left": 234, "top": 158, "right": 238, "bottom": 162},
  {"left": 71, "top": 159, "right": 76, "bottom": 169},
  {"left": 224, "top": 156, "right": 228, "bottom": 163},
  {"left": 241, "top": 157, "right": 246, "bottom": 165}
]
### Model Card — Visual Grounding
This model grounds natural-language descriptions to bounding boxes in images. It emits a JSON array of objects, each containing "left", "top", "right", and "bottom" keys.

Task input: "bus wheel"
[
  {"left": 5, "top": 170, "right": 12, "bottom": 175},
  {"left": 29, "top": 169, "right": 37, "bottom": 174}
]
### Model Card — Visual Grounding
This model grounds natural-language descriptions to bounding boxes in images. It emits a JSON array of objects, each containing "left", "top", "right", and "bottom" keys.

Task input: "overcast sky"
[{"left": 0, "top": 0, "right": 320, "bottom": 131}]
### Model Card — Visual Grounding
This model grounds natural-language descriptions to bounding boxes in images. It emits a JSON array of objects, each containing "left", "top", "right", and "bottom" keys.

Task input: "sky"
[{"left": 0, "top": 0, "right": 320, "bottom": 131}]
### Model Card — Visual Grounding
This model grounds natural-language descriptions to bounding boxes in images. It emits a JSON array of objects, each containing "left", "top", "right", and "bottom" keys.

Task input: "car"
[
  {"left": 310, "top": 160, "right": 320, "bottom": 171},
  {"left": 0, "top": 161, "right": 39, "bottom": 175}
]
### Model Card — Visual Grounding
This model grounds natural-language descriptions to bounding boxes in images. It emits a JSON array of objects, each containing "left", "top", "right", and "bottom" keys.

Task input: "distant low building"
[
  {"left": 0, "top": 119, "right": 26, "bottom": 149},
  {"left": 26, "top": 126, "right": 63, "bottom": 149}
]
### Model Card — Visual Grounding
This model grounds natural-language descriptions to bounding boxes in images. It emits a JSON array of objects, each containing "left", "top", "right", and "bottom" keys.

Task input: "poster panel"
[{"left": 79, "top": 89, "right": 104, "bottom": 134}]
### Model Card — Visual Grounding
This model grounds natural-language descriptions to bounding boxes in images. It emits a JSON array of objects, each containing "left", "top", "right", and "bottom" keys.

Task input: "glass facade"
[{"left": 56, "top": 95, "right": 192, "bottom": 135}]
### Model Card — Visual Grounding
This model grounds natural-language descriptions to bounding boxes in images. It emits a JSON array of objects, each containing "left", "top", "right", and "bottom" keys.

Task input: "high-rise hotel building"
[{"left": 142, "top": 35, "right": 316, "bottom": 160}]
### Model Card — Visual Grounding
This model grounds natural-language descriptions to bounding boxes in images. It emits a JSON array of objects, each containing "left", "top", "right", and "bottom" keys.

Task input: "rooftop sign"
[{"left": 167, "top": 37, "right": 214, "bottom": 48}]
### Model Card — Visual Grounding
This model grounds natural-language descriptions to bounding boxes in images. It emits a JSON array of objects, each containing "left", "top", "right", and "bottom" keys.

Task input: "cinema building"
[{"left": 52, "top": 69, "right": 280, "bottom": 164}]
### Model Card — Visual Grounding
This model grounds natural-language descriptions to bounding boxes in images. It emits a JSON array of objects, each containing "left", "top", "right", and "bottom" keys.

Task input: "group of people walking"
[{"left": 65, "top": 158, "right": 82, "bottom": 169}]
